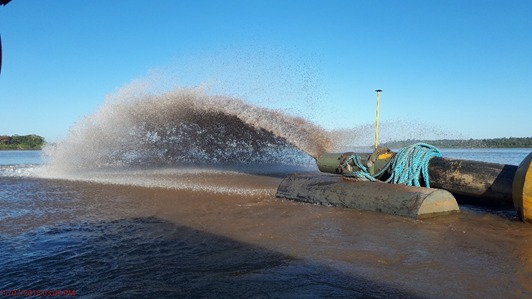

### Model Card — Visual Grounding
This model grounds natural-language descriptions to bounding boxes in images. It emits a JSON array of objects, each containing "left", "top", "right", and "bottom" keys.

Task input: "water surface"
[
  {"left": 2, "top": 89, "right": 532, "bottom": 297},
  {"left": 1, "top": 149, "right": 532, "bottom": 298}
]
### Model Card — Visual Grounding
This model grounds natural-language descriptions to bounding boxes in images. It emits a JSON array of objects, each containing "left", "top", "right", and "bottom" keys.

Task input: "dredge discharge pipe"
[
  {"left": 316, "top": 151, "right": 532, "bottom": 222},
  {"left": 276, "top": 147, "right": 460, "bottom": 219}
]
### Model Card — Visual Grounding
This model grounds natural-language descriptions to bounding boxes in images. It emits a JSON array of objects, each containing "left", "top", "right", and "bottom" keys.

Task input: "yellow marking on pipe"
[{"left": 378, "top": 153, "right": 393, "bottom": 160}]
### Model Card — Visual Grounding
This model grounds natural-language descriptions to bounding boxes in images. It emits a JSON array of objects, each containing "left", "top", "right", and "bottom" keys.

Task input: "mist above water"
[
  {"left": 40, "top": 87, "right": 460, "bottom": 176},
  {"left": 42, "top": 86, "right": 332, "bottom": 172},
  {"left": 39, "top": 44, "right": 460, "bottom": 176}
]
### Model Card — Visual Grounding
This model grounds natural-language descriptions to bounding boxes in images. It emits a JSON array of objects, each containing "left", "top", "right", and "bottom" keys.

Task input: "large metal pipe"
[
  {"left": 317, "top": 153, "right": 516, "bottom": 203},
  {"left": 276, "top": 173, "right": 459, "bottom": 219},
  {"left": 428, "top": 157, "right": 516, "bottom": 203},
  {"left": 316, "top": 151, "right": 532, "bottom": 222}
]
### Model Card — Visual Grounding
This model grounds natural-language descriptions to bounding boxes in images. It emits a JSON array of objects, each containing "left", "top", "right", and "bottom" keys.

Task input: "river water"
[
  {"left": 1, "top": 88, "right": 532, "bottom": 298},
  {"left": 1, "top": 148, "right": 532, "bottom": 298}
]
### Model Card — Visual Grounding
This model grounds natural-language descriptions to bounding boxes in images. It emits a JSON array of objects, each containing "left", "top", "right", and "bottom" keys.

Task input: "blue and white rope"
[{"left": 342, "top": 143, "right": 442, "bottom": 188}]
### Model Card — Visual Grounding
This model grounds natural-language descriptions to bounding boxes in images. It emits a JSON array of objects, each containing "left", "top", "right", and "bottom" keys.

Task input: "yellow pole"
[{"left": 375, "top": 89, "right": 382, "bottom": 149}]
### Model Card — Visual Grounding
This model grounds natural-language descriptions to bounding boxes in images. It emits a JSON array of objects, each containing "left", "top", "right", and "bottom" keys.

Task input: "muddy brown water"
[{"left": 1, "top": 170, "right": 531, "bottom": 298}]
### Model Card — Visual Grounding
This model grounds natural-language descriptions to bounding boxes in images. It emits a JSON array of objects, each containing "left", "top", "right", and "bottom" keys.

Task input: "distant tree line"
[
  {"left": 0, "top": 134, "right": 45, "bottom": 150},
  {"left": 382, "top": 137, "right": 532, "bottom": 149}
]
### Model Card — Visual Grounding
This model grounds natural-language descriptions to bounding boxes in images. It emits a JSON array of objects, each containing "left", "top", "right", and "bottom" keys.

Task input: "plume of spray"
[{"left": 41, "top": 85, "right": 332, "bottom": 173}]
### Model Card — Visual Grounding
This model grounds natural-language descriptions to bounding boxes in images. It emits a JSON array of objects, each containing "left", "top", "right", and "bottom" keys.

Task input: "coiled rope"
[{"left": 342, "top": 143, "right": 442, "bottom": 188}]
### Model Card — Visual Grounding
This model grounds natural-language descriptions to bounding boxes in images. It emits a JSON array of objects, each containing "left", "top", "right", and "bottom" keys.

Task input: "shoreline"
[{"left": 0, "top": 148, "right": 42, "bottom": 151}]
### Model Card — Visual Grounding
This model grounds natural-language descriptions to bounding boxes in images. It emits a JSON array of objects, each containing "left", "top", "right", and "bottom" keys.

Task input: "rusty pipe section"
[
  {"left": 428, "top": 157, "right": 517, "bottom": 203},
  {"left": 317, "top": 152, "right": 517, "bottom": 204},
  {"left": 276, "top": 173, "right": 459, "bottom": 219}
]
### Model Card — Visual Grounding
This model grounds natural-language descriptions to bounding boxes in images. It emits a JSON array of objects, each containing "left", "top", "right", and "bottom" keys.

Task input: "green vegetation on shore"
[
  {"left": 0, "top": 135, "right": 45, "bottom": 150},
  {"left": 382, "top": 137, "right": 532, "bottom": 149},
  {"left": 1, "top": 134, "right": 530, "bottom": 151}
]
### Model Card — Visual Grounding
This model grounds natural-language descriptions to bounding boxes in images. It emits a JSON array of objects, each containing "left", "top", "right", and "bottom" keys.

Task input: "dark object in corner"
[{"left": 0, "top": 0, "right": 11, "bottom": 75}]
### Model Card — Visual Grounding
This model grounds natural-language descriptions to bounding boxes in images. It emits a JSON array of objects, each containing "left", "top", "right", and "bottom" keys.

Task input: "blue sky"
[{"left": 1, "top": 0, "right": 531, "bottom": 142}]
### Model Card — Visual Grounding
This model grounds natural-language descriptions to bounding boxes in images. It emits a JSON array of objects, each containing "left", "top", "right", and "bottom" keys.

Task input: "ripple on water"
[{"left": 0, "top": 217, "right": 418, "bottom": 298}]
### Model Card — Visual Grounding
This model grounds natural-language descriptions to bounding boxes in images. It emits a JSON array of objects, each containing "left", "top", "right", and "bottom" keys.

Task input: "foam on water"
[
  {"left": 39, "top": 168, "right": 273, "bottom": 196},
  {"left": 0, "top": 165, "right": 39, "bottom": 177}
]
